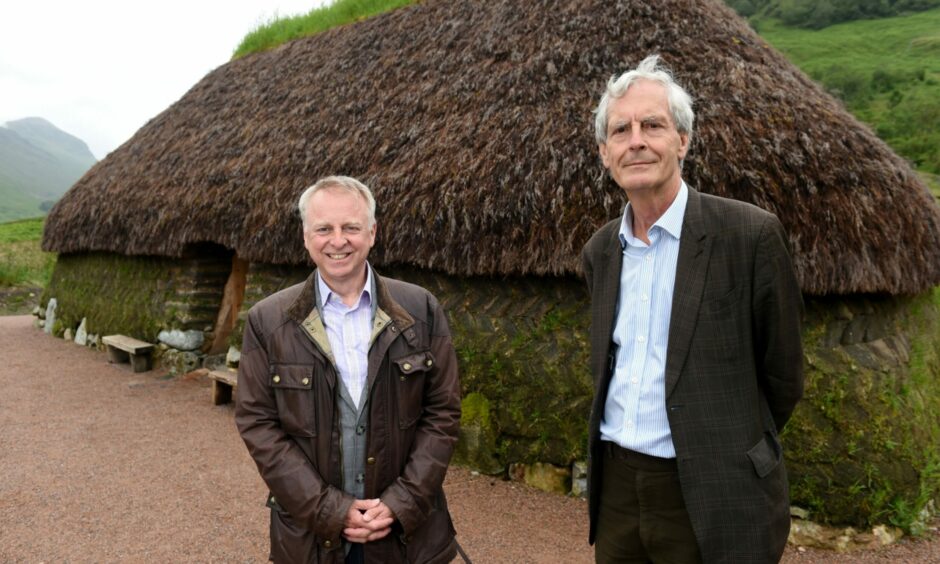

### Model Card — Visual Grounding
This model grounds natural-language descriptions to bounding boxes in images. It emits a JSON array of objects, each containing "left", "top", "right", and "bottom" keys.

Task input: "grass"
[
  {"left": 0, "top": 217, "right": 56, "bottom": 287},
  {"left": 232, "top": 0, "right": 417, "bottom": 59},
  {"left": 754, "top": 8, "right": 940, "bottom": 173}
]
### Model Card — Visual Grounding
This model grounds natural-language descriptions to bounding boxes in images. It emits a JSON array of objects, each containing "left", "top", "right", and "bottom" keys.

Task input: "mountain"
[{"left": 0, "top": 117, "right": 97, "bottom": 222}]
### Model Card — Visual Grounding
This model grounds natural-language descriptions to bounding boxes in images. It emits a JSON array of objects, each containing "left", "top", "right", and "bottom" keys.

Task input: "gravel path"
[{"left": 1, "top": 314, "right": 937, "bottom": 562}]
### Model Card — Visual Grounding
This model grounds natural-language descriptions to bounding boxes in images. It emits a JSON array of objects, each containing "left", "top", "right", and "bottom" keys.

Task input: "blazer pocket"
[
  {"left": 746, "top": 432, "right": 782, "bottom": 478},
  {"left": 269, "top": 364, "right": 316, "bottom": 438},
  {"left": 392, "top": 351, "right": 434, "bottom": 429},
  {"left": 702, "top": 285, "right": 743, "bottom": 316}
]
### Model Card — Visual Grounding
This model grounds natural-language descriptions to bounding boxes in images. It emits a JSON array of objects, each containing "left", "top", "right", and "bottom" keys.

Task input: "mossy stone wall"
[
  {"left": 785, "top": 292, "right": 940, "bottom": 531},
  {"left": 42, "top": 248, "right": 230, "bottom": 343}
]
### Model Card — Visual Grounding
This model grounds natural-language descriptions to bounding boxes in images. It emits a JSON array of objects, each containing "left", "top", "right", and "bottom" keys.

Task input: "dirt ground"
[{"left": 1, "top": 314, "right": 937, "bottom": 563}]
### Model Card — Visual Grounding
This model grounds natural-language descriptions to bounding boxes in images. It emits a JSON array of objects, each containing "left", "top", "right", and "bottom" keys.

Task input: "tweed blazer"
[{"left": 582, "top": 187, "right": 804, "bottom": 563}]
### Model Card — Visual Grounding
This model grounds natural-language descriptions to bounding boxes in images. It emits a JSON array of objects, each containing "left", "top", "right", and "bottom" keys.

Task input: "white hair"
[
  {"left": 297, "top": 175, "right": 376, "bottom": 228},
  {"left": 593, "top": 54, "right": 695, "bottom": 146}
]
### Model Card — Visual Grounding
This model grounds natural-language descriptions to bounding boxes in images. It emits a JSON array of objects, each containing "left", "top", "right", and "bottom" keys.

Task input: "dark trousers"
[
  {"left": 345, "top": 543, "right": 364, "bottom": 564},
  {"left": 595, "top": 442, "right": 701, "bottom": 564}
]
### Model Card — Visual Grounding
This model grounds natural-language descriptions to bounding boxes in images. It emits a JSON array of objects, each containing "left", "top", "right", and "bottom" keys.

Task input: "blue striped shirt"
[
  {"left": 600, "top": 182, "right": 688, "bottom": 458},
  {"left": 317, "top": 268, "right": 374, "bottom": 410}
]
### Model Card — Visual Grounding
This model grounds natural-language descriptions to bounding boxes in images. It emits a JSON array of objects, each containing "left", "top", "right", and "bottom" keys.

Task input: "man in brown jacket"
[{"left": 236, "top": 175, "right": 461, "bottom": 564}]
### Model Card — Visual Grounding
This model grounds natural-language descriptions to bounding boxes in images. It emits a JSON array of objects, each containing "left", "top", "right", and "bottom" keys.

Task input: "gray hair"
[
  {"left": 298, "top": 175, "right": 376, "bottom": 228},
  {"left": 593, "top": 54, "right": 695, "bottom": 146}
]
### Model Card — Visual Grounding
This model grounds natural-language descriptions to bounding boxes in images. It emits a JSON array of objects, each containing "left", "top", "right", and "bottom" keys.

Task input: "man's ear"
[
  {"left": 677, "top": 132, "right": 689, "bottom": 161},
  {"left": 599, "top": 143, "right": 610, "bottom": 169}
]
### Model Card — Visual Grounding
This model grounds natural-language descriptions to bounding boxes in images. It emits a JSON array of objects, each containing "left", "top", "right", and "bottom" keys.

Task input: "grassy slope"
[
  {"left": 0, "top": 217, "right": 55, "bottom": 287},
  {"left": 755, "top": 8, "right": 940, "bottom": 173}
]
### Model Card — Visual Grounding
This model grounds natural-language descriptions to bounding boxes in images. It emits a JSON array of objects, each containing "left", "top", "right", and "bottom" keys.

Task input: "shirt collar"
[
  {"left": 316, "top": 263, "right": 373, "bottom": 310},
  {"left": 619, "top": 181, "right": 689, "bottom": 249}
]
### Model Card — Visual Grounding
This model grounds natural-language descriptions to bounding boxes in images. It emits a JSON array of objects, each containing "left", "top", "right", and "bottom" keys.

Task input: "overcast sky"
[{"left": 1, "top": 0, "right": 327, "bottom": 160}]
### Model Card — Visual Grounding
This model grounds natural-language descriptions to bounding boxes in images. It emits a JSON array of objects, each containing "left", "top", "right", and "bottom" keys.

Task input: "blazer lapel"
[
  {"left": 597, "top": 225, "right": 623, "bottom": 376},
  {"left": 665, "top": 187, "right": 711, "bottom": 399}
]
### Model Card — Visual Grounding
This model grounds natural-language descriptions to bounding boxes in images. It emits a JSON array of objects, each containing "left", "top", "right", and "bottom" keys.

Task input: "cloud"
[{"left": 1, "top": 0, "right": 323, "bottom": 159}]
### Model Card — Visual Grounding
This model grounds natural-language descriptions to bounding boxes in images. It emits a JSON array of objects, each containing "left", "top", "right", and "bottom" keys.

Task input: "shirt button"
[
  {"left": 637, "top": 335, "right": 646, "bottom": 343},
  {"left": 367, "top": 456, "right": 376, "bottom": 465},
  {"left": 426, "top": 359, "right": 433, "bottom": 367},
  {"left": 641, "top": 294, "right": 649, "bottom": 301},
  {"left": 402, "top": 362, "right": 412, "bottom": 371},
  {"left": 324, "top": 540, "right": 332, "bottom": 548},
  {"left": 631, "top": 377, "right": 639, "bottom": 384},
  {"left": 272, "top": 375, "right": 281, "bottom": 384},
  {"left": 645, "top": 254, "right": 652, "bottom": 262},
  {"left": 625, "top": 421, "right": 634, "bottom": 428}
]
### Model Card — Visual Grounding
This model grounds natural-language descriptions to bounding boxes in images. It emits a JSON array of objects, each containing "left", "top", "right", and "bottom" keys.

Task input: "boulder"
[
  {"left": 43, "top": 298, "right": 57, "bottom": 334},
  {"left": 74, "top": 318, "right": 88, "bottom": 346},
  {"left": 157, "top": 329, "right": 204, "bottom": 351}
]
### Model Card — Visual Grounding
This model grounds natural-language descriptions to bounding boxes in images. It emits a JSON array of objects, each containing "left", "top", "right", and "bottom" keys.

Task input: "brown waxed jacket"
[{"left": 235, "top": 269, "right": 461, "bottom": 564}]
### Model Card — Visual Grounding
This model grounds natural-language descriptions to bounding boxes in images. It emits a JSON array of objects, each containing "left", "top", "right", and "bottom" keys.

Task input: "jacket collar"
[{"left": 286, "top": 266, "right": 415, "bottom": 332}]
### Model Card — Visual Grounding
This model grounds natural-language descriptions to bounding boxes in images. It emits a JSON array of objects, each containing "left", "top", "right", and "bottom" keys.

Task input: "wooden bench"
[
  {"left": 208, "top": 369, "right": 238, "bottom": 405},
  {"left": 102, "top": 334, "right": 155, "bottom": 373}
]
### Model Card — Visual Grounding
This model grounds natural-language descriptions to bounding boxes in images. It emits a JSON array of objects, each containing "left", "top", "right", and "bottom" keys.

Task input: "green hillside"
[
  {"left": 755, "top": 8, "right": 940, "bottom": 174},
  {"left": 0, "top": 118, "right": 97, "bottom": 222}
]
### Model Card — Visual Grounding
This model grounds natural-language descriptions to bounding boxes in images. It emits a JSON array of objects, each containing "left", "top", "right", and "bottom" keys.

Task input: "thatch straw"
[{"left": 43, "top": 0, "right": 940, "bottom": 295}]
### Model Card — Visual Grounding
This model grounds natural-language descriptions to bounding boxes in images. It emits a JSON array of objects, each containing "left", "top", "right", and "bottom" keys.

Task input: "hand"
[{"left": 343, "top": 498, "right": 396, "bottom": 543}]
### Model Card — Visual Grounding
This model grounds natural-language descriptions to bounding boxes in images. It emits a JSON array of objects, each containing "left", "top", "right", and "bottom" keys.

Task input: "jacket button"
[
  {"left": 302, "top": 377, "right": 310, "bottom": 386},
  {"left": 402, "top": 362, "right": 412, "bottom": 371},
  {"left": 272, "top": 375, "right": 281, "bottom": 384},
  {"left": 367, "top": 456, "right": 376, "bottom": 465},
  {"left": 426, "top": 359, "right": 433, "bottom": 367},
  {"left": 324, "top": 540, "right": 332, "bottom": 548}
]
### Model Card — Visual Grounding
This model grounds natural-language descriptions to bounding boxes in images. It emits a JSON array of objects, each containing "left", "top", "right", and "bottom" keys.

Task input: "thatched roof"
[{"left": 43, "top": 0, "right": 940, "bottom": 295}]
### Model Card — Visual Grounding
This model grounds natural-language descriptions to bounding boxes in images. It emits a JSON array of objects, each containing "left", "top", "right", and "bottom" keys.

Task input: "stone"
[
  {"left": 226, "top": 346, "right": 241, "bottom": 368},
  {"left": 522, "top": 462, "right": 571, "bottom": 495},
  {"left": 87, "top": 334, "right": 99, "bottom": 349},
  {"left": 32, "top": 305, "right": 41, "bottom": 317},
  {"left": 161, "top": 348, "right": 201, "bottom": 376},
  {"left": 790, "top": 506, "right": 810, "bottom": 520},
  {"left": 63, "top": 327, "right": 73, "bottom": 341},
  {"left": 788, "top": 519, "right": 903, "bottom": 552},
  {"left": 74, "top": 318, "right": 88, "bottom": 346},
  {"left": 43, "top": 298, "right": 57, "bottom": 334},
  {"left": 157, "top": 329, "right": 204, "bottom": 351},
  {"left": 202, "top": 353, "right": 227, "bottom": 371},
  {"left": 571, "top": 460, "right": 588, "bottom": 498}
]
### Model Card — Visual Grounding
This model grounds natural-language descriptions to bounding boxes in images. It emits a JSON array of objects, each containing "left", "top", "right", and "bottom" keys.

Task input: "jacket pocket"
[
  {"left": 746, "top": 431, "right": 782, "bottom": 478},
  {"left": 268, "top": 499, "right": 317, "bottom": 563},
  {"left": 392, "top": 351, "right": 434, "bottom": 429},
  {"left": 270, "top": 364, "right": 316, "bottom": 438}
]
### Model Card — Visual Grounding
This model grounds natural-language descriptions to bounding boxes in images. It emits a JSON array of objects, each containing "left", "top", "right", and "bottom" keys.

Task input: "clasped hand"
[{"left": 343, "top": 498, "right": 395, "bottom": 543}]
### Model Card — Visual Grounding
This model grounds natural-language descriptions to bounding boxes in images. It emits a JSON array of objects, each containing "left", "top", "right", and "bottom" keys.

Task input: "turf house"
[{"left": 42, "top": 0, "right": 940, "bottom": 531}]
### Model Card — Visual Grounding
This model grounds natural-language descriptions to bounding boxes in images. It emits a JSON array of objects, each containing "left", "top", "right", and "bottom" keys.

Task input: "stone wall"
[
  {"left": 43, "top": 246, "right": 231, "bottom": 348},
  {"left": 785, "top": 291, "right": 940, "bottom": 531}
]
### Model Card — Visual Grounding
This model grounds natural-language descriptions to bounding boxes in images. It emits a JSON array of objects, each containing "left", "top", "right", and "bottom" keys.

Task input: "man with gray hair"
[
  {"left": 236, "top": 176, "right": 462, "bottom": 563},
  {"left": 582, "top": 55, "right": 804, "bottom": 562}
]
